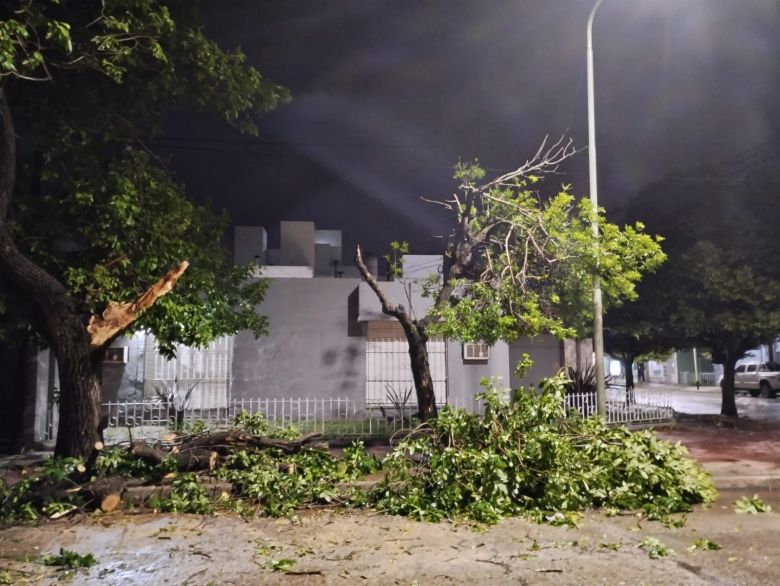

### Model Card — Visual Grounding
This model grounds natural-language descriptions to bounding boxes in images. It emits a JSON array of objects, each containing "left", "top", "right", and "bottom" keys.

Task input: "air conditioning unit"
[
  {"left": 463, "top": 342, "right": 489, "bottom": 362},
  {"left": 104, "top": 347, "right": 129, "bottom": 364}
]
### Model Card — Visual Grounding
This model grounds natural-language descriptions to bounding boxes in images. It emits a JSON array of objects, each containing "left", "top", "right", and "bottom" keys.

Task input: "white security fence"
[
  {"left": 366, "top": 339, "right": 447, "bottom": 406},
  {"left": 46, "top": 386, "right": 673, "bottom": 444},
  {"left": 144, "top": 336, "right": 233, "bottom": 409},
  {"left": 564, "top": 385, "right": 673, "bottom": 425},
  {"left": 101, "top": 396, "right": 487, "bottom": 443}
]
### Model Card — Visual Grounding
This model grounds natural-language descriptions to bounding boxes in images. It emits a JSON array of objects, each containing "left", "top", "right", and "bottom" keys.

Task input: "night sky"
[{"left": 161, "top": 0, "right": 780, "bottom": 258}]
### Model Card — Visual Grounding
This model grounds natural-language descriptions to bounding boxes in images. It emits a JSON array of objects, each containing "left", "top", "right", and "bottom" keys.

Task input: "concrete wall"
[
  {"left": 101, "top": 332, "right": 147, "bottom": 402},
  {"left": 563, "top": 338, "right": 593, "bottom": 370},
  {"left": 23, "top": 347, "right": 57, "bottom": 446},
  {"left": 358, "top": 281, "right": 434, "bottom": 322},
  {"left": 279, "top": 221, "right": 315, "bottom": 267},
  {"left": 232, "top": 278, "right": 366, "bottom": 405},
  {"left": 509, "top": 335, "right": 565, "bottom": 391},
  {"left": 314, "top": 229, "right": 342, "bottom": 276},
  {"left": 447, "top": 341, "right": 511, "bottom": 406},
  {"left": 234, "top": 226, "right": 267, "bottom": 265}
]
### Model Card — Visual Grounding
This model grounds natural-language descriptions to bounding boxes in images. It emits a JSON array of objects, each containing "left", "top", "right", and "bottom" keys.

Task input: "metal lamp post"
[{"left": 587, "top": 0, "right": 607, "bottom": 416}]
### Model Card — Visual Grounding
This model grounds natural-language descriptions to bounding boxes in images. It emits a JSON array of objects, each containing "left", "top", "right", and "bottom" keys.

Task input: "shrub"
[{"left": 375, "top": 373, "right": 716, "bottom": 524}]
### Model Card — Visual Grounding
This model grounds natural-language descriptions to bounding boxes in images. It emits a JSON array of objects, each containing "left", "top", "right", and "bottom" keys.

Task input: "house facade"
[{"left": 18, "top": 221, "right": 589, "bottom": 446}]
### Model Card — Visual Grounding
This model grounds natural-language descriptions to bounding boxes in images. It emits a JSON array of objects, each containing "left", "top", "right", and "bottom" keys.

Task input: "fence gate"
[
  {"left": 143, "top": 335, "right": 234, "bottom": 409},
  {"left": 365, "top": 321, "right": 447, "bottom": 406}
]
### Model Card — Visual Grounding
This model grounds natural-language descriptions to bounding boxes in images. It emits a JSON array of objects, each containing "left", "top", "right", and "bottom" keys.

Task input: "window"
[
  {"left": 746, "top": 364, "right": 757, "bottom": 373},
  {"left": 104, "top": 347, "right": 128, "bottom": 364},
  {"left": 735, "top": 365, "right": 746, "bottom": 373},
  {"left": 463, "top": 342, "right": 489, "bottom": 362}
]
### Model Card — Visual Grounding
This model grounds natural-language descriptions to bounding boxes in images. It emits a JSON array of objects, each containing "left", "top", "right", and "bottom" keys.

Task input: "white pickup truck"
[{"left": 731, "top": 361, "right": 780, "bottom": 398}]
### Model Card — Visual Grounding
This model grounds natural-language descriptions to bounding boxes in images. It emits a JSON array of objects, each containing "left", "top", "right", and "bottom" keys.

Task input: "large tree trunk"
[
  {"left": 1, "top": 87, "right": 101, "bottom": 459},
  {"left": 52, "top": 335, "right": 103, "bottom": 459},
  {"left": 720, "top": 356, "right": 738, "bottom": 417},
  {"left": 0, "top": 229, "right": 102, "bottom": 459},
  {"left": 355, "top": 246, "right": 438, "bottom": 420},
  {"left": 1, "top": 87, "right": 186, "bottom": 459},
  {"left": 399, "top": 320, "right": 437, "bottom": 421}
]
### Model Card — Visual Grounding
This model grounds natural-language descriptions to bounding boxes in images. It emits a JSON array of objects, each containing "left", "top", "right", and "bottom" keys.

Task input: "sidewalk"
[{"left": 655, "top": 413, "right": 780, "bottom": 490}]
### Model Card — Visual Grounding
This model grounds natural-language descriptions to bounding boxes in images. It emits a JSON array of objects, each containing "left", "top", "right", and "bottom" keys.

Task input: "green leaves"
[
  {"left": 688, "top": 538, "right": 721, "bottom": 551},
  {"left": 0, "top": 1, "right": 285, "bottom": 353},
  {"left": 375, "top": 375, "right": 716, "bottom": 525},
  {"left": 427, "top": 163, "right": 665, "bottom": 344},
  {"left": 45, "top": 20, "right": 72, "bottom": 53},
  {"left": 42, "top": 548, "right": 97, "bottom": 570},
  {"left": 148, "top": 473, "right": 212, "bottom": 514},
  {"left": 638, "top": 537, "right": 673, "bottom": 559},
  {"left": 734, "top": 495, "right": 772, "bottom": 514}
]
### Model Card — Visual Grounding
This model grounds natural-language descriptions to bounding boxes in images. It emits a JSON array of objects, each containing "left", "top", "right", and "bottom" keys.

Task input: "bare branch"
[
  {"left": 355, "top": 245, "right": 403, "bottom": 320},
  {"left": 480, "top": 135, "right": 580, "bottom": 191}
]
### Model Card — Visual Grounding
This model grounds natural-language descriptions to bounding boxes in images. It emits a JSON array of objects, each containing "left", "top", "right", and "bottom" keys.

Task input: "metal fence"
[
  {"left": 564, "top": 385, "right": 673, "bottom": 425},
  {"left": 102, "top": 397, "right": 435, "bottom": 443},
  {"left": 46, "top": 386, "right": 672, "bottom": 444}
]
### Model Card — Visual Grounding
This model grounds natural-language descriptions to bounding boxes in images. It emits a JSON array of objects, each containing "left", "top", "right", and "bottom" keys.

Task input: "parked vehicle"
[{"left": 724, "top": 362, "right": 780, "bottom": 398}]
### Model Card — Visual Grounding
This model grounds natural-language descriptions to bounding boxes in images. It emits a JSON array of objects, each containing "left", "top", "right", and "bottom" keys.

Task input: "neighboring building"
[{"left": 18, "top": 221, "right": 590, "bottom": 446}]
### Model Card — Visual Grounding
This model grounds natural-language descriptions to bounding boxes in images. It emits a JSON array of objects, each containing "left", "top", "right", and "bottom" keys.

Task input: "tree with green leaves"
[
  {"left": 625, "top": 169, "right": 780, "bottom": 416},
  {"left": 668, "top": 242, "right": 780, "bottom": 415},
  {"left": 0, "top": 1, "right": 287, "bottom": 459},
  {"left": 356, "top": 139, "right": 666, "bottom": 420},
  {"left": 603, "top": 278, "right": 677, "bottom": 394}
]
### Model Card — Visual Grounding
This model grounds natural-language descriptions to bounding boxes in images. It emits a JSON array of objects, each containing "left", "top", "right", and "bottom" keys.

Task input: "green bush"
[
  {"left": 218, "top": 441, "right": 380, "bottom": 517},
  {"left": 374, "top": 374, "right": 717, "bottom": 524}
]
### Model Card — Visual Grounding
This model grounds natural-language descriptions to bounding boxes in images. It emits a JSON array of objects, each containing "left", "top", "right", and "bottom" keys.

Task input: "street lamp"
[{"left": 587, "top": 0, "right": 607, "bottom": 417}]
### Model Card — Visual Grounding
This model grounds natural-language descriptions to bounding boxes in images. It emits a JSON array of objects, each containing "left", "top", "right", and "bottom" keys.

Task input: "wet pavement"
[
  {"left": 3, "top": 385, "right": 780, "bottom": 585},
  {"left": 2, "top": 487, "right": 780, "bottom": 585},
  {"left": 666, "top": 384, "right": 780, "bottom": 422}
]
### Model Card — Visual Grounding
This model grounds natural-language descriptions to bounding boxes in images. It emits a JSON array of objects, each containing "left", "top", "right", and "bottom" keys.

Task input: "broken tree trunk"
[
  {"left": 129, "top": 431, "right": 323, "bottom": 471},
  {"left": 131, "top": 441, "right": 218, "bottom": 471},
  {"left": 74, "top": 475, "right": 146, "bottom": 512},
  {"left": 87, "top": 261, "right": 189, "bottom": 348},
  {"left": 181, "top": 430, "right": 323, "bottom": 453}
]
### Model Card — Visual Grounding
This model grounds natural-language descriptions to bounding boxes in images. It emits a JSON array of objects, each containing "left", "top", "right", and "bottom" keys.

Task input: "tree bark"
[
  {"left": 720, "top": 356, "right": 739, "bottom": 417},
  {"left": 355, "top": 246, "right": 437, "bottom": 420},
  {"left": 1, "top": 87, "right": 187, "bottom": 460},
  {"left": 1, "top": 86, "right": 102, "bottom": 459},
  {"left": 399, "top": 318, "right": 437, "bottom": 421}
]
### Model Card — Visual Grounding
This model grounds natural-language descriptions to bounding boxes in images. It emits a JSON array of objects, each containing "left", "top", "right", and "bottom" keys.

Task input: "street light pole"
[{"left": 587, "top": 0, "right": 607, "bottom": 417}]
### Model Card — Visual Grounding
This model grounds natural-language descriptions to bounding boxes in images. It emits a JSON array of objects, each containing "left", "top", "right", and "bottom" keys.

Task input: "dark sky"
[{"left": 162, "top": 0, "right": 780, "bottom": 257}]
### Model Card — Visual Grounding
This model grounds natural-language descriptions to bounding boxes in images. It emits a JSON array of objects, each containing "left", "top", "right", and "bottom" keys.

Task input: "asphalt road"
[{"left": 670, "top": 385, "right": 780, "bottom": 422}]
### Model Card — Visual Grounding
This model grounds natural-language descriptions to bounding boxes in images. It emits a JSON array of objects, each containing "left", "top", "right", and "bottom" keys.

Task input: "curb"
[{"left": 712, "top": 475, "right": 780, "bottom": 491}]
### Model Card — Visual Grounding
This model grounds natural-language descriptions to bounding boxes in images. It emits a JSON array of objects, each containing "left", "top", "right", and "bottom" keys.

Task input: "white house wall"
[
  {"left": 102, "top": 332, "right": 147, "bottom": 402},
  {"left": 446, "top": 340, "right": 511, "bottom": 407},
  {"left": 357, "top": 281, "right": 434, "bottom": 323},
  {"left": 231, "top": 277, "right": 366, "bottom": 405},
  {"left": 510, "top": 335, "right": 566, "bottom": 391}
]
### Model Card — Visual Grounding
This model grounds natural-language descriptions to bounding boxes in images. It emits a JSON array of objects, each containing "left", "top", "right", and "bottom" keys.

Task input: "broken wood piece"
[
  {"left": 100, "top": 493, "right": 122, "bottom": 513},
  {"left": 88, "top": 261, "right": 189, "bottom": 348}
]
